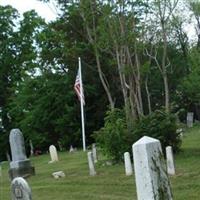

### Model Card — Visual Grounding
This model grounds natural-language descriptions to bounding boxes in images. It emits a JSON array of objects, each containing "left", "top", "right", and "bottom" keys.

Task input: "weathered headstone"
[
  {"left": 69, "top": 145, "right": 74, "bottom": 153},
  {"left": 6, "top": 151, "right": 11, "bottom": 162},
  {"left": 58, "top": 141, "right": 63, "bottom": 151},
  {"left": 11, "top": 177, "right": 32, "bottom": 200},
  {"left": 87, "top": 151, "right": 96, "bottom": 176},
  {"left": 132, "top": 136, "right": 173, "bottom": 200},
  {"left": 187, "top": 112, "right": 194, "bottom": 128},
  {"left": 166, "top": 146, "right": 175, "bottom": 175},
  {"left": 9, "top": 129, "right": 35, "bottom": 180},
  {"left": 29, "top": 140, "right": 34, "bottom": 156},
  {"left": 49, "top": 145, "right": 59, "bottom": 162},
  {"left": 92, "top": 143, "right": 97, "bottom": 163},
  {"left": 124, "top": 152, "right": 133, "bottom": 176},
  {"left": 52, "top": 171, "right": 65, "bottom": 179}
]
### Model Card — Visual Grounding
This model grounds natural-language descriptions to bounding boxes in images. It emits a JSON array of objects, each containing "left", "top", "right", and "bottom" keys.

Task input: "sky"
[
  {"left": 0, "top": 0, "right": 58, "bottom": 22},
  {"left": 0, "top": 0, "right": 197, "bottom": 41}
]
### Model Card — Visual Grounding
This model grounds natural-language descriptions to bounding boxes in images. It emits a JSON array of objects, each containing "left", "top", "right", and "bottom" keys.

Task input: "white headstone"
[
  {"left": 87, "top": 151, "right": 96, "bottom": 176},
  {"left": 49, "top": 145, "right": 59, "bottom": 162},
  {"left": 132, "top": 136, "right": 173, "bottom": 200},
  {"left": 11, "top": 177, "right": 32, "bottom": 200},
  {"left": 92, "top": 143, "right": 97, "bottom": 163},
  {"left": 29, "top": 140, "right": 34, "bottom": 156},
  {"left": 166, "top": 146, "right": 175, "bottom": 175},
  {"left": 52, "top": 171, "right": 65, "bottom": 179},
  {"left": 187, "top": 112, "right": 194, "bottom": 128},
  {"left": 124, "top": 152, "right": 133, "bottom": 176},
  {"left": 69, "top": 145, "right": 74, "bottom": 153}
]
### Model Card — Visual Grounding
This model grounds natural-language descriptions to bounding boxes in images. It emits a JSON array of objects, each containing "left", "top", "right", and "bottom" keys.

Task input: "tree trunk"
[
  {"left": 161, "top": 21, "right": 170, "bottom": 112},
  {"left": 95, "top": 47, "right": 115, "bottom": 110},
  {"left": 80, "top": 3, "right": 115, "bottom": 110},
  {"left": 115, "top": 47, "right": 132, "bottom": 126},
  {"left": 134, "top": 44, "right": 144, "bottom": 115},
  {"left": 145, "top": 76, "right": 152, "bottom": 114}
]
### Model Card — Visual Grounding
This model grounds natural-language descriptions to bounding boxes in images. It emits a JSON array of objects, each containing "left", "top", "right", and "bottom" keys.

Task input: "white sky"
[
  {"left": 0, "top": 0, "right": 57, "bottom": 22},
  {"left": 0, "top": 0, "right": 197, "bottom": 42}
]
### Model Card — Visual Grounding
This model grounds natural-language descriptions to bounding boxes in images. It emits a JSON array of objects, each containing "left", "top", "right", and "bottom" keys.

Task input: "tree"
[
  {"left": 188, "top": 0, "right": 200, "bottom": 48},
  {"left": 145, "top": 0, "right": 179, "bottom": 112},
  {"left": 0, "top": 6, "right": 45, "bottom": 160}
]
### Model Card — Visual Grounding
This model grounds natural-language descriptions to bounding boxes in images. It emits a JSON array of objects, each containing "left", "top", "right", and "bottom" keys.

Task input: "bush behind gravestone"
[
  {"left": 133, "top": 110, "right": 182, "bottom": 153},
  {"left": 95, "top": 109, "right": 181, "bottom": 162},
  {"left": 94, "top": 108, "right": 131, "bottom": 162}
]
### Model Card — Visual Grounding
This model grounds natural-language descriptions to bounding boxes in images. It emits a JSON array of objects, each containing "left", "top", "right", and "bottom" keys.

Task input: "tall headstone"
[
  {"left": 87, "top": 151, "right": 96, "bottom": 176},
  {"left": 132, "top": 136, "right": 173, "bottom": 200},
  {"left": 187, "top": 112, "right": 194, "bottom": 128},
  {"left": 166, "top": 146, "right": 175, "bottom": 175},
  {"left": 49, "top": 145, "right": 59, "bottom": 162},
  {"left": 11, "top": 177, "right": 32, "bottom": 200},
  {"left": 124, "top": 152, "right": 133, "bottom": 176},
  {"left": 9, "top": 129, "right": 35, "bottom": 180},
  {"left": 92, "top": 143, "right": 97, "bottom": 163}
]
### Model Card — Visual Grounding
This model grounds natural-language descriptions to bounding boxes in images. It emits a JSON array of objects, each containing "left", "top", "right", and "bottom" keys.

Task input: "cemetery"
[
  {"left": 1, "top": 0, "right": 200, "bottom": 199},
  {"left": 0, "top": 126, "right": 200, "bottom": 199}
]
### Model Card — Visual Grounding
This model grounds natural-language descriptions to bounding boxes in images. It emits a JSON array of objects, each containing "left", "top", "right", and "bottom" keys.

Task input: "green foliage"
[
  {"left": 95, "top": 109, "right": 181, "bottom": 162},
  {"left": 180, "top": 49, "right": 200, "bottom": 104},
  {"left": 0, "top": 6, "right": 45, "bottom": 160},
  {"left": 133, "top": 110, "right": 181, "bottom": 152},
  {"left": 94, "top": 108, "right": 131, "bottom": 162},
  {"left": 8, "top": 72, "right": 79, "bottom": 151}
]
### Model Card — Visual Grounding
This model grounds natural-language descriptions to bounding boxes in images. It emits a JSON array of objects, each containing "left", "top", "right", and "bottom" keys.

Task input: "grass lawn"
[{"left": 1, "top": 126, "right": 200, "bottom": 200}]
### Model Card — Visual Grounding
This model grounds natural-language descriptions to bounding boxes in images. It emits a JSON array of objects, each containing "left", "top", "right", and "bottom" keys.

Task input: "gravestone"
[
  {"left": 58, "top": 141, "right": 63, "bottom": 151},
  {"left": 92, "top": 143, "right": 97, "bottom": 163},
  {"left": 6, "top": 152, "right": 11, "bottom": 162},
  {"left": 87, "top": 151, "right": 96, "bottom": 176},
  {"left": 9, "top": 129, "right": 35, "bottom": 180},
  {"left": 124, "top": 152, "right": 133, "bottom": 176},
  {"left": 29, "top": 140, "right": 34, "bottom": 156},
  {"left": 132, "top": 136, "right": 173, "bottom": 200},
  {"left": 11, "top": 177, "right": 32, "bottom": 200},
  {"left": 69, "top": 145, "right": 74, "bottom": 153},
  {"left": 49, "top": 145, "right": 59, "bottom": 162},
  {"left": 166, "top": 146, "right": 175, "bottom": 175},
  {"left": 52, "top": 171, "right": 65, "bottom": 179},
  {"left": 187, "top": 112, "right": 194, "bottom": 128}
]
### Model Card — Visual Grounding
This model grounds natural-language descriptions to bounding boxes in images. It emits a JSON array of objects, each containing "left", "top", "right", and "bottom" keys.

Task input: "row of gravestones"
[
  {"left": 6, "top": 129, "right": 175, "bottom": 199},
  {"left": 123, "top": 145, "right": 175, "bottom": 177}
]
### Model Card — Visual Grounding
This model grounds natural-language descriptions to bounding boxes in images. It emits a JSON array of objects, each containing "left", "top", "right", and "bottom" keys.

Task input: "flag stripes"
[{"left": 74, "top": 67, "right": 85, "bottom": 105}]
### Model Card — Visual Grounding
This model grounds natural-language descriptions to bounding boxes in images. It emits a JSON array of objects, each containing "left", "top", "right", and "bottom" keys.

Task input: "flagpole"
[{"left": 79, "top": 57, "right": 86, "bottom": 151}]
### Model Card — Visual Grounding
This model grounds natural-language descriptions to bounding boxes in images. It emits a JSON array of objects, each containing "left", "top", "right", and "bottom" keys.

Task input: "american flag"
[{"left": 74, "top": 67, "right": 85, "bottom": 105}]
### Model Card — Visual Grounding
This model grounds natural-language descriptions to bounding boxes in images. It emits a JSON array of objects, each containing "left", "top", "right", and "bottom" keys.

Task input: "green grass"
[{"left": 1, "top": 126, "right": 200, "bottom": 199}]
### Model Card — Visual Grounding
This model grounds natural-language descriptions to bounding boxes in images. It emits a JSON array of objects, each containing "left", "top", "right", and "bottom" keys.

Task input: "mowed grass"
[{"left": 1, "top": 126, "right": 200, "bottom": 200}]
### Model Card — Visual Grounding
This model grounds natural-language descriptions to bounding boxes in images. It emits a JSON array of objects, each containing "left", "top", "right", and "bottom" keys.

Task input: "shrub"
[
  {"left": 95, "top": 109, "right": 181, "bottom": 162},
  {"left": 133, "top": 110, "right": 181, "bottom": 153},
  {"left": 94, "top": 108, "right": 131, "bottom": 162}
]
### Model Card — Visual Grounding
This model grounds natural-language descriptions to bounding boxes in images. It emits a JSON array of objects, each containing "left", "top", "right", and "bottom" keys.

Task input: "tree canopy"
[{"left": 0, "top": 1, "right": 199, "bottom": 160}]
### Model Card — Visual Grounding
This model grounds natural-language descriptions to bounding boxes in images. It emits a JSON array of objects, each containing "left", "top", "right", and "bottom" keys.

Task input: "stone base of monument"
[{"left": 9, "top": 159, "right": 35, "bottom": 180}]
